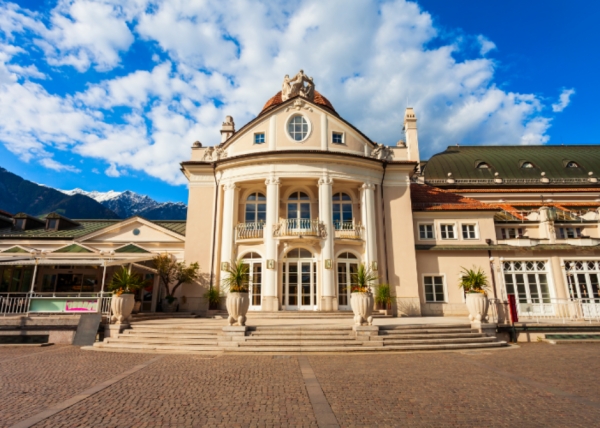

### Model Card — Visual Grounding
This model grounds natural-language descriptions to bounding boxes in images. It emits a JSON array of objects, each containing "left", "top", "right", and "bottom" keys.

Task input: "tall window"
[
  {"left": 440, "top": 224, "right": 456, "bottom": 239},
  {"left": 242, "top": 252, "right": 262, "bottom": 307},
  {"left": 288, "top": 115, "right": 309, "bottom": 141},
  {"left": 287, "top": 192, "right": 310, "bottom": 227},
  {"left": 245, "top": 192, "right": 266, "bottom": 223},
  {"left": 332, "top": 192, "right": 352, "bottom": 229},
  {"left": 424, "top": 276, "right": 445, "bottom": 302},
  {"left": 557, "top": 227, "right": 582, "bottom": 239},
  {"left": 419, "top": 224, "right": 434, "bottom": 240},
  {"left": 503, "top": 261, "right": 551, "bottom": 304},
  {"left": 337, "top": 252, "right": 358, "bottom": 308}
]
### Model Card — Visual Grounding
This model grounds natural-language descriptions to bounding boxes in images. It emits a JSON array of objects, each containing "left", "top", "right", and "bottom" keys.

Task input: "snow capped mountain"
[{"left": 59, "top": 188, "right": 187, "bottom": 220}]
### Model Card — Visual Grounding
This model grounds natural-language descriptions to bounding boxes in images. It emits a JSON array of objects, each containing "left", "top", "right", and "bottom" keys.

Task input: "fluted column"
[
  {"left": 263, "top": 176, "right": 280, "bottom": 311},
  {"left": 220, "top": 182, "right": 238, "bottom": 291},
  {"left": 318, "top": 176, "right": 335, "bottom": 310},
  {"left": 361, "top": 182, "right": 378, "bottom": 284}
]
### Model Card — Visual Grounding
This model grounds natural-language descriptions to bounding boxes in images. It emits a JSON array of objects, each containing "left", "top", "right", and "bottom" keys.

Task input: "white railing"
[
  {"left": 489, "top": 297, "right": 600, "bottom": 324},
  {"left": 236, "top": 222, "right": 264, "bottom": 240},
  {"left": 334, "top": 221, "right": 364, "bottom": 239},
  {"left": 274, "top": 218, "right": 324, "bottom": 237},
  {"left": 0, "top": 294, "right": 31, "bottom": 316},
  {"left": 100, "top": 295, "right": 112, "bottom": 316}
]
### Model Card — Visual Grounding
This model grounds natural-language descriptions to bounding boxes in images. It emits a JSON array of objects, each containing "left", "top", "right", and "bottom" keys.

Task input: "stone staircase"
[{"left": 91, "top": 320, "right": 507, "bottom": 353}]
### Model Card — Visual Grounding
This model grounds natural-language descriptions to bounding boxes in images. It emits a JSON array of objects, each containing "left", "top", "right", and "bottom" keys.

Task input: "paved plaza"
[{"left": 1, "top": 344, "right": 600, "bottom": 427}]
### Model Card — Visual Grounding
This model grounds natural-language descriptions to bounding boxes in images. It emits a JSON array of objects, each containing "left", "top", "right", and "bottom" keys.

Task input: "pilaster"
[{"left": 220, "top": 182, "right": 238, "bottom": 283}]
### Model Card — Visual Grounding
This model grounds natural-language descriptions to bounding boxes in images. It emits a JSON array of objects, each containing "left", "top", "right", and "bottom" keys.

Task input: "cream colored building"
[{"left": 2, "top": 72, "right": 600, "bottom": 319}]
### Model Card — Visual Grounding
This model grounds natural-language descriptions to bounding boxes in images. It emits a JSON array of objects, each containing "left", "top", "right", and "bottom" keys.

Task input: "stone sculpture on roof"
[{"left": 282, "top": 70, "right": 315, "bottom": 102}]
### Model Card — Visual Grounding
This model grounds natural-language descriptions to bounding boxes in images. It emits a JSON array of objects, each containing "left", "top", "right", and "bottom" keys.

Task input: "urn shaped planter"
[
  {"left": 466, "top": 293, "right": 489, "bottom": 322},
  {"left": 162, "top": 298, "right": 178, "bottom": 313},
  {"left": 351, "top": 292, "right": 374, "bottom": 326},
  {"left": 110, "top": 294, "right": 135, "bottom": 324},
  {"left": 226, "top": 292, "right": 250, "bottom": 326}
]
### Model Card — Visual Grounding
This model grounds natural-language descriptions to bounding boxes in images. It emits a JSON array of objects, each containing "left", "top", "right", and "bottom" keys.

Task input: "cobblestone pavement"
[{"left": 1, "top": 344, "right": 599, "bottom": 427}]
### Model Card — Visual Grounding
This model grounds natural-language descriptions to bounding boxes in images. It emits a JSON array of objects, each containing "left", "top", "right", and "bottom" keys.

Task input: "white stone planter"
[
  {"left": 351, "top": 292, "right": 374, "bottom": 326},
  {"left": 110, "top": 294, "right": 135, "bottom": 324},
  {"left": 162, "top": 298, "right": 178, "bottom": 313},
  {"left": 465, "top": 293, "right": 489, "bottom": 322},
  {"left": 226, "top": 292, "right": 250, "bottom": 326}
]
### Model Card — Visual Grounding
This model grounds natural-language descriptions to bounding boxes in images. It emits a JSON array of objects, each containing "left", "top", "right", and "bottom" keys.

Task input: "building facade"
[{"left": 2, "top": 72, "right": 599, "bottom": 318}]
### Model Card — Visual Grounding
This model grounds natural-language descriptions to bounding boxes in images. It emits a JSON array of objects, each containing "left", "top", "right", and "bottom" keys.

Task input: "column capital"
[
  {"left": 223, "top": 182, "right": 238, "bottom": 191},
  {"left": 361, "top": 182, "right": 376, "bottom": 191},
  {"left": 318, "top": 176, "right": 333, "bottom": 186},
  {"left": 265, "top": 176, "right": 280, "bottom": 186}
]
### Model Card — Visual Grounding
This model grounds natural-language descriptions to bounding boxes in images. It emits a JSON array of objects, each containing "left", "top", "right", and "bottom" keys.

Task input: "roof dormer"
[
  {"left": 45, "top": 213, "right": 81, "bottom": 231},
  {"left": 12, "top": 213, "right": 45, "bottom": 231}
]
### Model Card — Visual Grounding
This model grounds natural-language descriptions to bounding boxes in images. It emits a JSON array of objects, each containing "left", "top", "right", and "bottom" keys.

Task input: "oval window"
[{"left": 287, "top": 115, "right": 309, "bottom": 141}]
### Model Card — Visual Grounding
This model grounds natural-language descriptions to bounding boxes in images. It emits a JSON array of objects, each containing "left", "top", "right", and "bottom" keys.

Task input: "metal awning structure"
[{"left": 0, "top": 256, "right": 155, "bottom": 266}]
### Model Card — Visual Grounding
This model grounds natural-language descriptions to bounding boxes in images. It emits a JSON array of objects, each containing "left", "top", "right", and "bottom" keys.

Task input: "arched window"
[
  {"left": 332, "top": 192, "right": 353, "bottom": 229},
  {"left": 245, "top": 192, "right": 266, "bottom": 223},
  {"left": 287, "top": 192, "right": 310, "bottom": 225},
  {"left": 241, "top": 252, "right": 262, "bottom": 307},
  {"left": 338, "top": 251, "right": 358, "bottom": 259},
  {"left": 566, "top": 161, "right": 580, "bottom": 168},
  {"left": 476, "top": 162, "right": 490, "bottom": 169},
  {"left": 521, "top": 162, "right": 535, "bottom": 169},
  {"left": 285, "top": 248, "right": 313, "bottom": 259},
  {"left": 287, "top": 115, "right": 309, "bottom": 141},
  {"left": 337, "top": 252, "right": 359, "bottom": 308}
]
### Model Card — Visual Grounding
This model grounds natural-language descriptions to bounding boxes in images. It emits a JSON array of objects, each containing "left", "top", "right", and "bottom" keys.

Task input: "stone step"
[
  {"left": 380, "top": 324, "right": 473, "bottom": 330},
  {"left": 93, "top": 342, "right": 223, "bottom": 352},
  {"left": 380, "top": 328, "right": 474, "bottom": 335},
  {"left": 120, "top": 333, "right": 220, "bottom": 340},
  {"left": 128, "top": 327, "right": 223, "bottom": 333},
  {"left": 248, "top": 331, "right": 353, "bottom": 337},
  {"left": 106, "top": 338, "right": 220, "bottom": 346},
  {"left": 382, "top": 337, "right": 497, "bottom": 345},
  {"left": 377, "top": 332, "right": 487, "bottom": 340},
  {"left": 244, "top": 335, "right": 354, "bottom": 341},
  {"left": 238, "top": 339, "right": 361, "bottom": 346}
]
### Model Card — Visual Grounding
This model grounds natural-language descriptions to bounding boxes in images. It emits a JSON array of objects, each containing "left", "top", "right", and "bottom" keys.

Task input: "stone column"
[
  {"left": 361, "top": 182, "right": 378, "bottom": 283},
  {"left": 318, "top": 176, "right": 335, "bottom": 310},
  {"left": 220, "top": 182, "right": 238, "bottom": 290},
  {"left": 263, "top": 176, "right": 280, "bottom": 311}
]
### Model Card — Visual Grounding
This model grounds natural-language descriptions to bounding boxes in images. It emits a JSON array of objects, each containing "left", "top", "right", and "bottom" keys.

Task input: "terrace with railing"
[
  {"left": 236, "top": 222, "right": 264, "bottom": 240},
  {"left": 273, "top": 218, "right": 325, "bottom": 238},
  {"left": 333, "top": 221, "right": 364, "bottom": 240},
  {"left": 488, "top": 297, "right": 600, "bottom": 324}
]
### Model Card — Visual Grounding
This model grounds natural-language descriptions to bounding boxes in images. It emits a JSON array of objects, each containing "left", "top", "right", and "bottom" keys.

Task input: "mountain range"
[{"left": 0, "top": 167, "right": 187, "bottom": 220}]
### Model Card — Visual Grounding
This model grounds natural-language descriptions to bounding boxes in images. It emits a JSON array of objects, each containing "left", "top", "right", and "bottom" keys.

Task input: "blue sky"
[{"left": 0, "top": 0, "right": 596, "bottom": 204}]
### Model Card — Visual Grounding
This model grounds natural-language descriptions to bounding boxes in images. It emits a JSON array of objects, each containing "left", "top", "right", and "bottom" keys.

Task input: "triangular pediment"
[
  {"left": 53, "top": 243, "right": 96, "bottom": 253},
  {"left": 79, "top": 217, "right": 184, "bottom": 244},
  {"left": 2, "top": 245, "right": 33, "bottom": 253},
  {"left": 114, "top": 243, "right": 151, "bottom": 253}
]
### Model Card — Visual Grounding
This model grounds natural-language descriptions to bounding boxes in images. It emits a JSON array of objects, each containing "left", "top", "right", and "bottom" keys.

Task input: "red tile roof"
[
  {"left": 260, "top": 91, "right": 336, "bottom": 115},
  {"left": 0, "top": 209, "right": 13, "bottom": 217},
  {"left": 410, "top": 183, "right": 499, "bottom": 211}
]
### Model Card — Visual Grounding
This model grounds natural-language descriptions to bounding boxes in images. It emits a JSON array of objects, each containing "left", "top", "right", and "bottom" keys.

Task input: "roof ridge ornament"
[{"left": 282, "top": 70, "right": 315, "bottom": 102}]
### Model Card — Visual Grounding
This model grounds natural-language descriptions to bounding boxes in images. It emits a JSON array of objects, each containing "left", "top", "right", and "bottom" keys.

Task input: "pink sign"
[{"left": 65, "top": 300, "right": 99, "bottom": 312}]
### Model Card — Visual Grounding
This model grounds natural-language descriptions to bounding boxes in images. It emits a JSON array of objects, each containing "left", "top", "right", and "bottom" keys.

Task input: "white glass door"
[
  {"left": 337, "top": 262, "right": 358, "bottom": 310},
  {"left": 282, "top": 250, "right": 316, "bottom": 310}
]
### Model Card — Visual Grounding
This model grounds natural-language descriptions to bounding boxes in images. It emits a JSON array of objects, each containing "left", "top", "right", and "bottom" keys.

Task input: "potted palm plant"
[
  {"left": 375, "top": 283, "right": 392, "bottom": 315},
  {"left": 203, "top": 287, "right": 222, "bottom": 311},
  {"left": 153, "top": 253, "right": 200, "bottom": 313},
  {"left": 222, "top": 260, "right": 250, "bottom": 326},
  {"left": 350, "top": 263, "right": 377, "bottom": 325},
  {"left": 108, "top": 267, "right": 145, "bottom": 324},
  {"left": 459, "top": 266, "right": 490, "bottom": 322}
]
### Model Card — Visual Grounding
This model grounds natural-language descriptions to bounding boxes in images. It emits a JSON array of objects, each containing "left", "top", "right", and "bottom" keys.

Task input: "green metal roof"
[
  {"left": 115, "top": 244, "right": 150, "bottom": 253},
  {"left": 423, "top": 145, "right": 600, "bottom": 187},
  {"left": 154, "top": 221, "right": 186, "bottom": 236},
  {"left": 2, "top": 246, "right": 29, "bottom": 253},
  {"left": 0, "top": 219, "right": 186, "bottom": 239},
  {"left": 416, "top": 244, "right": 598, "bottom": 251},
  {"left": 53, "top": 244, "right": 93, "bottom": 253}
]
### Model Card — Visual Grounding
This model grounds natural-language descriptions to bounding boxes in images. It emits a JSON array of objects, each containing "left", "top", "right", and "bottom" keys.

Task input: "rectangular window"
[
  {"left": 419, "top": 224, "right": 434, "bottom": 240},
  {"left": 461, "top": 224, "right": 477, "bottom": 239},
  {"left": 440, "top": 224, "right": 455, "bottom": 239},
  {"left": 500, "top": 228, "right": 524, "bottom": 239},
  {"left": 332, "top": 132, "right": 344, "bottom": 144},
  {"left": 557, "top": 227, "right": 582, "bottom": 239},
  {"left": 424, "top": 276, "right": 445, "bottom": 302},
  {"left": 254, "top": 133, "right": 265, "bottom": 144},
  {"left": 14, "top": 219, "right": 25, "bottom": 230}
]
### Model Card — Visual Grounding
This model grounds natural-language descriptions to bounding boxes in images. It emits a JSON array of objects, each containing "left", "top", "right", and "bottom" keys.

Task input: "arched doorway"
[
  {"left": 282, "top": 248, "right": 317, "bottom": 310},
  {"left": 337, "top": 252, "right": 359, "bottom": 310},
  {"left": 241, "top": 252, "right": 262, "bottom": 310}
]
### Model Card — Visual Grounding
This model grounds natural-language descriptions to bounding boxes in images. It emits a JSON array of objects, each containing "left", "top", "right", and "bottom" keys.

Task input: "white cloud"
[
  {"left": 552, "top": 88, "right": 575, "bottom": 112},
  {"left": 477, "top": 35, "right": 496, "bottom": 56},
  {"left": 0, "top": 0, "right": 575, "bottom": 186},
  {"left": 39, "top": 157, "right": 81, "bottom": 172},
  {"left": 105, "top": 163, "right": 121, "bottom": 177}
]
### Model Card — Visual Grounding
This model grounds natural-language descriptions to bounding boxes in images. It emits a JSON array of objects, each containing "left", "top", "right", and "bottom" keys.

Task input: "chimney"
[
  {"left": 403, "top": 108, "right": 420, "bottom": 164},
  {"left": 220, "top": 116, "right": 235, "bottom": 143}
]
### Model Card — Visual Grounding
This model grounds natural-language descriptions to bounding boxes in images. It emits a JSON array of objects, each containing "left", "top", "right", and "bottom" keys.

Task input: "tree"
[{"left": 153, "top": 253, "right": 200, "bottom": 303}]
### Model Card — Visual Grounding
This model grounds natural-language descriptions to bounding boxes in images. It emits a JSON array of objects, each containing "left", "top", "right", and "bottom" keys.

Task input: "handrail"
[
  {"left": 273, "top": 218, "right": 325, "bottom": 238},
  {"left": 334, "top": 221, "right": 364, "bottom": 239},
  {"left": 488, "top": 297, "right": 600, "bottom": 324},
  {"left": 236, "top": 222, "right": 264, "bottom": 240}
]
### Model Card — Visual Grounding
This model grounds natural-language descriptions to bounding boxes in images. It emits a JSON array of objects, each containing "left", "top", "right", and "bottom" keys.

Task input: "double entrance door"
[{"left": 282, "top": 260, "right": 317, "bottom": 310}]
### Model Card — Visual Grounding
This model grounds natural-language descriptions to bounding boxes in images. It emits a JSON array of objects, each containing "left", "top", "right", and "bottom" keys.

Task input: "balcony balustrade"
[
  {"left": 236, "top": 222, "right": 264, "bottom": 240},
  {"left": 273, "top": 218, "right": 325, "bottom": 238},
  {"left": 334, "top": 221, "right": 364, "bottom": 240}
]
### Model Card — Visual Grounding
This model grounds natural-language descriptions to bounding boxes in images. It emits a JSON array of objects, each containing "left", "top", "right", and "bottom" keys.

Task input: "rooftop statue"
[{"left": 282, "top": 70, "right": 315, "bottom": 102}]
